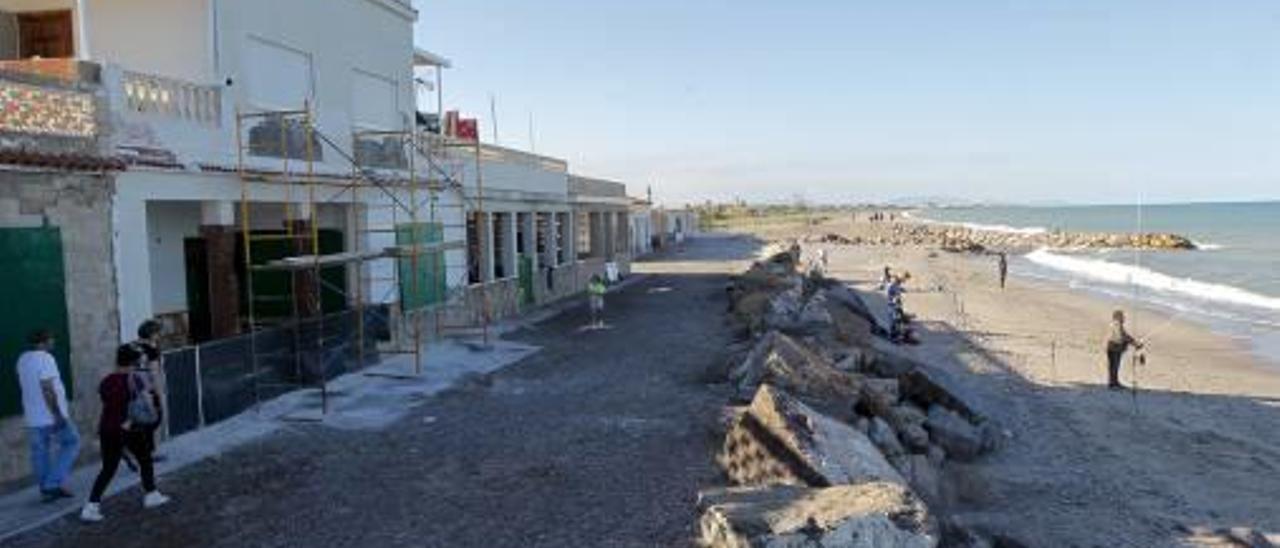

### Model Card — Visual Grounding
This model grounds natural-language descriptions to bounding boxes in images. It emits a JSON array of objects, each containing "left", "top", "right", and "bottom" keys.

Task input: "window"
[
  {"left": 18, "top": 11, "right": 73, "bottom": 59},
  {"left": 351, "top": 70, "right": 404, "bottom": 168},
  {"left": 242, "top": 38, "right": 320, "bottom": 160}
]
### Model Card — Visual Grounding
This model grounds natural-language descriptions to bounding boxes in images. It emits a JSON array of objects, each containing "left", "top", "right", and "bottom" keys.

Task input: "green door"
[
  {"left": 396, "top": 222, "right": 446, "bottom": 310},
  {"left": 0, "top": 227, "right": 72, "bottom": 418},
  {"left": 240, "top": 229, "right": 348, "bottom": 320},
  {"left": 518, "top": 256, "right": 535, "bottom": 306}
]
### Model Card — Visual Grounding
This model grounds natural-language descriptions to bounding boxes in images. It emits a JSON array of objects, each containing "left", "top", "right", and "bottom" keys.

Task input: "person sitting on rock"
[{"left": 886, "top": 275, "right": 916, "bottom": 344}]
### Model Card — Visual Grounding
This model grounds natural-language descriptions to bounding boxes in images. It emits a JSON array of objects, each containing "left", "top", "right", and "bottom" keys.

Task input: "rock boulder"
[
  {"left": 721, "top": 385, "right": 904, "bottom": 488},
  {"left": 697, "top": 484, "right": 938, "bottom": 548},
  {"left": 729, "top": 331, "right": 863, "bottom": 413},
  {"left": 924, "top": 405, "right": 983, "bottom": 462}
]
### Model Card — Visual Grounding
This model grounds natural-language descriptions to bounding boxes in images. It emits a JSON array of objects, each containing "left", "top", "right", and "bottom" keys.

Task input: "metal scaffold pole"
[
  {"left": 474, "top": 140, "right": 491, "bottom": 346},
  {"left": 235, "top": 103, "right": 471, "bottom": 415}
]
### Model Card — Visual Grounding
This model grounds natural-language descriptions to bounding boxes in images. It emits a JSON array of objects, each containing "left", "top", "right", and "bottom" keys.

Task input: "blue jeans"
[{"left": 28, "top": 422, "right": 81, "bottom": 491}]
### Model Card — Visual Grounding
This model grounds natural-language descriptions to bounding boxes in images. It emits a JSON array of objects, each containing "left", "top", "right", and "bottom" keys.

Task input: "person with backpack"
[
  {"left": 80, "top": 344, "right": 171, "bottom": 523},
  {"left": 126, "top": 320, "right": 165, "bottom": 464}
]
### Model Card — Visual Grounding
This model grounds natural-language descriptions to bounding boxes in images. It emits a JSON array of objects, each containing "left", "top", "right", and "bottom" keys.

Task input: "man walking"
[
  {"left": 17, "top": 329, "right": 80, "bottom": 501},
  {"left": 1106, "top": 310, "right": 1143, "bottom": 390}
]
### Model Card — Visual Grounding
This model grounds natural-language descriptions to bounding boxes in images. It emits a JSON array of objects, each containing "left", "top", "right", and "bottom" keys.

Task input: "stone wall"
[
  {"left": 0, "top": 61, "right": 110, "bottom": 155},
  {"left": 430, "top": 260, "right": 626, "bottom": 335},
  {"left": 0, "top": 170, "right": 121, "bottom": 485}
]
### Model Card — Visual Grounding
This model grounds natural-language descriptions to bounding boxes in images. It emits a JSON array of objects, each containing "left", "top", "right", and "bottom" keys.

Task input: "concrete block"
[
  {"left": 721, "top": 385, "right": 903, "bottom": 488},
  {"left": 698, "top": 484, "right": 938, "bottom": 548}
]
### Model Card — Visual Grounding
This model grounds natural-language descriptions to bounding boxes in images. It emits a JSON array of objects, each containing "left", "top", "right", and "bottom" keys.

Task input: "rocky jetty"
[{"left": 802, "top": 222, "right": 1196, "bottom": 254}]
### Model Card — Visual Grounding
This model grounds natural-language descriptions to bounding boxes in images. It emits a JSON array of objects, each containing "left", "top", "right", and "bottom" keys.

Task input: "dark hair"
[
  {"left": 116, "top": 344, "right": 143, "bottom": 367},
  {"left": 27, "top": 329, "right": 53, "bottom": 346},
  {"left": 137, "top": 319, "right": 162, "bottom": 340}
]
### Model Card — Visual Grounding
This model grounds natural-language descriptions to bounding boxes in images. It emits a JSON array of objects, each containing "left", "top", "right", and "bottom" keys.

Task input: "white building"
[
  {"left": 630, "top": 197, "right": 653, "bottom": 257},
  {"left": 0, "top": 0, "right": 633, "bottom": 483}
]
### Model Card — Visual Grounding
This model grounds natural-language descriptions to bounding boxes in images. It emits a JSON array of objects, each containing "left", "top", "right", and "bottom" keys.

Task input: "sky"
[{"left": 413, "top": 1, "right": 1280, "bottom": 206}]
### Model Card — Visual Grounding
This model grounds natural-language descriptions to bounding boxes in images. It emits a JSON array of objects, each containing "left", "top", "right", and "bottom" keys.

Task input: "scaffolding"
[{"left": 233, "top": 102, "right": 486, "bottom": 419}]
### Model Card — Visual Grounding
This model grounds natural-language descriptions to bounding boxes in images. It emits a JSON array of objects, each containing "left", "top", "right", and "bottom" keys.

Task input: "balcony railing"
[{"left": 122, "top": 71, "right": 221, "bottom": 127}]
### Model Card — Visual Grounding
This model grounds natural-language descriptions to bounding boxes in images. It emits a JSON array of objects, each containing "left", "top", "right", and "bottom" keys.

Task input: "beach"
[{"left": 734, "top": 215, "right": 1280, "bottom": 546}]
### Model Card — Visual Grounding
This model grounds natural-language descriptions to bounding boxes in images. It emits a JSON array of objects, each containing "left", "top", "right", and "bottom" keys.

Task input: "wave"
[
  {"left": 1193, "top": 241, "right": 1225, "bottom": 251},
  {"left": 1025, "top": 248, "right": 1280, "bottom": 312},
  {"left": 907, "top": 211, "right": 1048, "bottom": 236},
  {"left": 953, "top": 221, "right": 1048, "bottom": 236}
]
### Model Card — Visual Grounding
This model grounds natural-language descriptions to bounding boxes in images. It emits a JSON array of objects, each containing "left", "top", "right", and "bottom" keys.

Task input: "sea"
[{"left": 916, "top": 202, "right": 1280, "bottom": 363}]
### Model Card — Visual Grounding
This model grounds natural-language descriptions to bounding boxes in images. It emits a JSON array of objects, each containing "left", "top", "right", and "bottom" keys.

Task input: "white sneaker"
[
  {"left": 79, "top": 503, "right": 103, "bottom": 523},
  {"left": 142, "top": 491, "right": 171, "bottom": 509}
]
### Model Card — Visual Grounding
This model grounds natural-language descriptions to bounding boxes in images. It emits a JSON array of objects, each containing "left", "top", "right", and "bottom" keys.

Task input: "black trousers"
[
  {"left": 1107, "top": 347, "right": 1125, "bottom": 387},
  {"left": 89, "top": 430, "right": 155, "bottom": 503}
]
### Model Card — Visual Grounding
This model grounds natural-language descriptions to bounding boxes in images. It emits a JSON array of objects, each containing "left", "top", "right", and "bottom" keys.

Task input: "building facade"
[
  {"left": 629, "top": 197, "right": 653, "bottom": 257},
  {"left": 0, "top": 0, "right": 632, "bottom": 485}
]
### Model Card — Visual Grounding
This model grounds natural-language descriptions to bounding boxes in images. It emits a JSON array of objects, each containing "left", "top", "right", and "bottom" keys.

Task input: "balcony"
[{"left": 0, "top": 58, "right": 228, "bottom": 166}]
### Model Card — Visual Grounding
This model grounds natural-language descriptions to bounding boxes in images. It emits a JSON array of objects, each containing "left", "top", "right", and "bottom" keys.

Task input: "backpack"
[{"left": 126, "top": 370, "right": 160, "bottom": 427}]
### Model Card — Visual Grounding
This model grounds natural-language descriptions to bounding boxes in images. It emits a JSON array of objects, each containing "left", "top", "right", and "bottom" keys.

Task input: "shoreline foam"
[{"left": 1024, "top": 248, "right": 1280, "bottom": 314}]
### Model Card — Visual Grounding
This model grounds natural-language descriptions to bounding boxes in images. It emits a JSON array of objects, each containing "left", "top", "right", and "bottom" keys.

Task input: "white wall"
[
  {"left": 86, "top": 0, "right": 212, "bottom": 83},
  {"left": 146, "top": 201, "right": 202, "bottom": 315},
  {"left": 216, "top": 0, "right": 417, "bottom": 168}
]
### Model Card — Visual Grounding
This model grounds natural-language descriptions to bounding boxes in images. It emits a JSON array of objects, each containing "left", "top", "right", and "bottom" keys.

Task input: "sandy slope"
[{"left": 758, "top": 218, "right": 1280, "bottom": 546}]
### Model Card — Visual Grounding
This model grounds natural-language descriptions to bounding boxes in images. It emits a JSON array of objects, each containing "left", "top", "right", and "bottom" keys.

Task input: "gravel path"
[{"left": 6, "top": 237, "right": 756, "bottom": 548}]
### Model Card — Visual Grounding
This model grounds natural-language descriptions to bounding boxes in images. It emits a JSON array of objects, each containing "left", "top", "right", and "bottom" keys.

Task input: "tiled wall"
[{"left": 0, "top": 81, "right": 97, "bottom": 137}]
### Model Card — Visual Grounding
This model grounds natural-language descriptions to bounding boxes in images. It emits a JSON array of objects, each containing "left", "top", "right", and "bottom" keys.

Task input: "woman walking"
[{"left": 80, "top": 344, "right": 171, "bottom": 522}]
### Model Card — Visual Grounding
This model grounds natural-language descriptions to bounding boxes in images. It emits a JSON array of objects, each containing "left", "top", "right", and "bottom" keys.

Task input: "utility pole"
[
  {"left": 528, "top": 111, "right": 536, "bottom": 153},
  {"left": 489, "top": 94, "right": 499, "bottom": 144}
]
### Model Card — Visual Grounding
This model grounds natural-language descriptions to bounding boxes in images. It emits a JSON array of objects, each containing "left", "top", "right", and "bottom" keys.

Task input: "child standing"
[{"left": 588, "top": 274, "right": 607, "bottom": 328}]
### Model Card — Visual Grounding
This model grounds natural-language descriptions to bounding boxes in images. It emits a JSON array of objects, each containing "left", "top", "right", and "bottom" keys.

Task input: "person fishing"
[
  {"left": 997, "top": 252, "right": 1008, "bottom": 289},
  {"left": 1105, "top": 310, "right": 1144, "bottom": 390}
]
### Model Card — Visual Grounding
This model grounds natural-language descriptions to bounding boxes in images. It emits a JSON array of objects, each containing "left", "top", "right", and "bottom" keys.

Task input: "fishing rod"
[{"left": 1131, "top": 192, "right": 1144, "bottom": 414}]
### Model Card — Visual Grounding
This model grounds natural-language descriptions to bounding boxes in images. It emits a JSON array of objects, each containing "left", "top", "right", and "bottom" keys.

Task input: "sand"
[{"left": 737, "top": 216, "right": 1280, "bottom": 546}]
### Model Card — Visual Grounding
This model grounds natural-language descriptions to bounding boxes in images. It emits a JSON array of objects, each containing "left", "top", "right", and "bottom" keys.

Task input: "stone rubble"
[
  {"left": 702, "top": 243, "right": 1010, "bottom": 547},
  {"left": 698, "top": 484, "right": 937, "bottom": 548}
]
